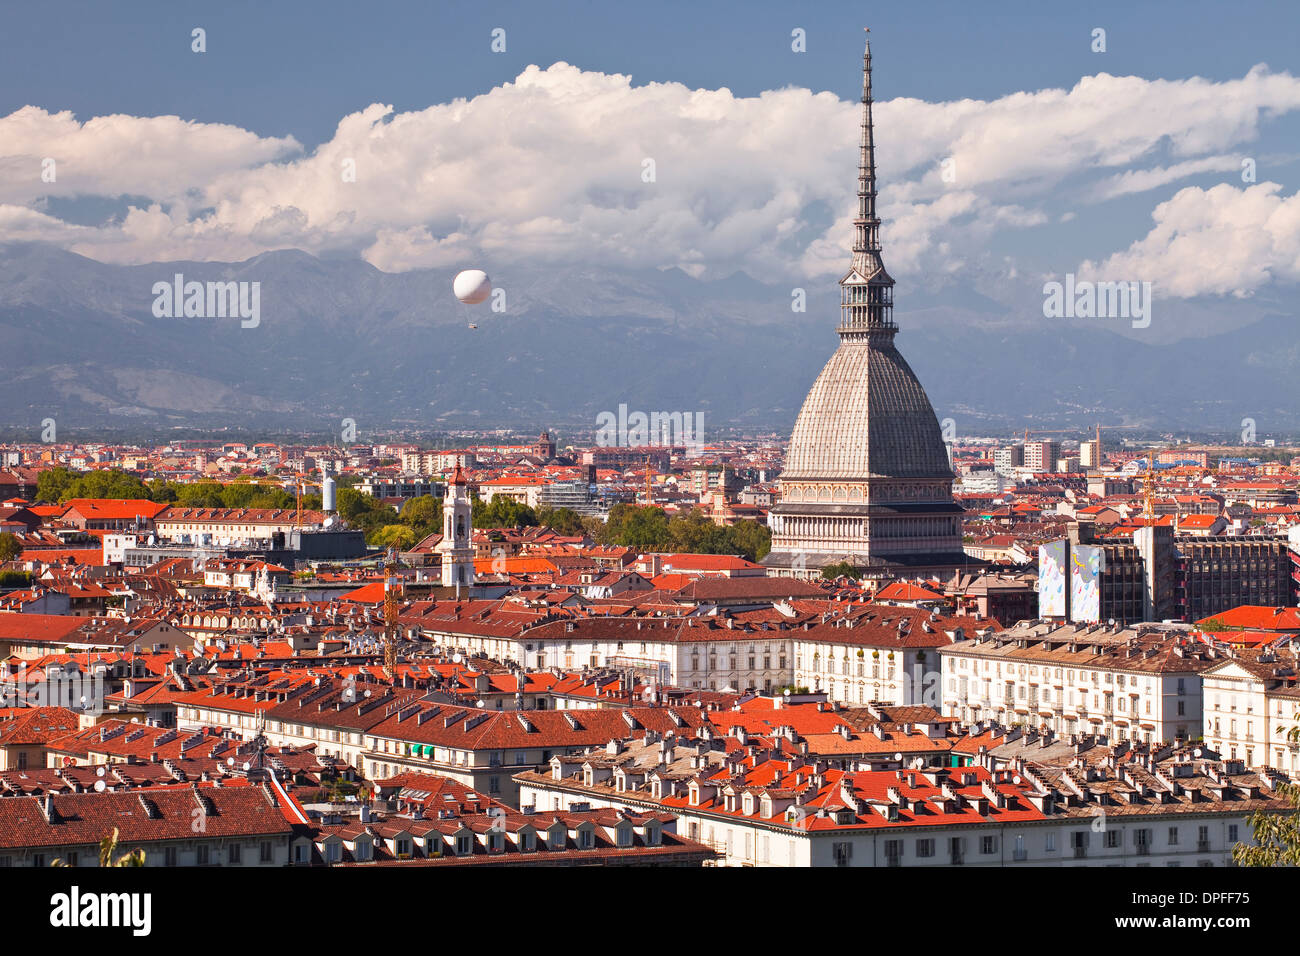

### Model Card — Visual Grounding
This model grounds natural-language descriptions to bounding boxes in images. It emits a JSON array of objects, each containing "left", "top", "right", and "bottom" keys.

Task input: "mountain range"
[{"left": 0, "top": 241, "right": 1297, "bottom": 444}]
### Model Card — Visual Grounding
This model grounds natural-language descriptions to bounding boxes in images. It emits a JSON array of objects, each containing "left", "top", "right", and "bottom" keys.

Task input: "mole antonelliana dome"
[{"left": 763, "top": 33, "right": 969, "bottom": 580}]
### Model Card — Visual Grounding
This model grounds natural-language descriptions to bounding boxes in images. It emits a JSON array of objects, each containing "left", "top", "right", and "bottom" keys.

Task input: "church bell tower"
[{"left": 438, "top": 459, "right": 475, "bottom": 589}]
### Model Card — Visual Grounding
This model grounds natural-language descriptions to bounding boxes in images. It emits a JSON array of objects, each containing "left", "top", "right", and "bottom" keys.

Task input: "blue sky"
[
  {"left": 5, "top": 0, "right": 1297, "bottom": 145},
  {"left": 2, "top": 0, "right": 1299, "bottom": 311}
]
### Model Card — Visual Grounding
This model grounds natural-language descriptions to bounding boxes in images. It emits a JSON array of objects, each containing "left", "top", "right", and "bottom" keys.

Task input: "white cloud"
[
  {"left": 0, "top": 106, "right": 299, "bottom": 204},
  {"left": 1081, "top": 182, "right": 1300, "bottom": 297},
  {"left": 1089, "top": 155, "right": 1243, "bottom": 201},
  {"left": 2, "top": 61, "right": 1299, "bottom": 296}
]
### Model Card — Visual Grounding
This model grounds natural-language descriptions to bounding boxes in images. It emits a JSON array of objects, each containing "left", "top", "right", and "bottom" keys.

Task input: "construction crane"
[
  {"left": 1142, "top": 460, "right": 1158, "bottom": 522},
  {"left": 293, "top": 477, "right": 324, "bottom": 529},
  {"left": 1022, "top": 428, "right": 1073, "bottom": 443},
  {"left": 382, "top": 547, "right": 402, "bottom": 683}
]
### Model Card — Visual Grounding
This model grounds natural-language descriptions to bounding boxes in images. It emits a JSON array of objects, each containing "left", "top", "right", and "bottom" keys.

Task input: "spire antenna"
[{"left": 838, "top": 27, "right": 896, "bottom": 340}]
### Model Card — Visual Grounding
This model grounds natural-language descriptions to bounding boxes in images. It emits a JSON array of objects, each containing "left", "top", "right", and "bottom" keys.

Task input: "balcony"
[
  {"left": 1073, "top": 846, "right": 1087, "bottom": 859},
  {"left": 1197, "top": 841, "right": 1211, "bottom": 853},
  {"left": 1135, "top": 844, "right": 1150, "bottom": 856},
  {"left": 1012, "top": 848, "right": 1028, "bottom": 862}
]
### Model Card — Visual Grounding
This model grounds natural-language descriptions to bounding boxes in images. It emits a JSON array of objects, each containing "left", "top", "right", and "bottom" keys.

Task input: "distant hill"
[{"left": 0, "top": 241, "right": 1296, "bottom": 441}]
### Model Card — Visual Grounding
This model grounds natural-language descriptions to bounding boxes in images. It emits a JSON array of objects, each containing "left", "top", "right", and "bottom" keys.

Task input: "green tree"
[
  {"left": 602, "top": 504, "right": 672, "bottom": 551},
  {"left": 336, "top": 487, "right": 372, "bottom": 522},
  {"left": 0, "top": 532, "right": 21, "bottom": 563},
  {"left": 1234, "top": 716, "right": 1300, "bottom": 866},
  {"left": 370, "top": 524, "right": 418, "bottom": 549},
  {"left": 725, "top": 519, "right": 772, "bottom": 562},
  {"left": 473, "top": 495, "right": 538, "bottom": 530},
  {"left": 52, "top": 828, "right": 144, "bottom": 867},
  {"left": 400, "top": 496, "right": 443, "bottom": 537},
  {"left": 36, "top": 467, "right": 150, "bottom": 504},
  {"left": 821, "top": 561, "right": 859, "bottom": 580},
  {"left": 536, "top": 506, "right": 585, "bottom": 536},
  {"left": 175, "top": 481, "right": 227, "bottom": 508},
  {"left": 35, "top": 467, "right": 76, "bottom": 504},
  {"left": 145, "top": 479, "right": 178, "bottom": 503},
  {"left": 668, "top": 509, "right": 727, "bottom": 554}
]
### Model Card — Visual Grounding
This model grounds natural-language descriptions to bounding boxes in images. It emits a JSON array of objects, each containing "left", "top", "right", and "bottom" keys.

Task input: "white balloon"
[{"left": 453, "top": 270, "right": 492, "bottom": 305}]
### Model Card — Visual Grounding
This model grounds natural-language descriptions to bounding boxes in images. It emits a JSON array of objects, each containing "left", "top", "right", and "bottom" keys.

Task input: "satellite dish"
[
  {"left": 242, "top": 762, "right": 251, "bottom": 772},
  {"left": 94, "top": 780, "right": 106, "bottom": 793},
  {"left": 476, "top": 700, "right": 485, "bottom": 709},
  {"left": 894, "top": 752, "right": 903, "bottom": 762},
  {"left": 452, "top": 653, "right": 463, "bottom": 664},
  {"left": 96, "top": 766, "right": 106, "bottom": 777},
  {"left": 1012, "top": 775, "right": 1022, "bottom": 785},
  {"left": 453, "top": 270, "right": 492, "bottom": 305},
  {"left": 1194, "top": 748, "right": 1202, "bottom": 757},
  {"left": 227, "top": 757, "right": 235, "bottom": 767},
  {"left": 364, "top": 689, "right": 372, "bottom": 698}
]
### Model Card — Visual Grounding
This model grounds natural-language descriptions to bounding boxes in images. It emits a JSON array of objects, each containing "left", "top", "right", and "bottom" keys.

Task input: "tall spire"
[
  {"left": 839, "top": 28, "right": 895, "bottom": 339},
  {"left": 857, "top": 30, "right": 879, "bottom": 256}
]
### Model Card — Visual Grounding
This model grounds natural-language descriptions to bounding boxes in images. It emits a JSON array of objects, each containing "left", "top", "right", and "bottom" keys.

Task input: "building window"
[
  {"left": 915, "top": 838, "right": 934, "bottom": 858},
  {"left": 196, "top": 844, "right": 210, "bottom": 865},
  {"left": 164, "top": 846, "right": 177, "bottom": 867},
  {"left": 884, "top": 839, "right": 903, "bottom": 865},
  {"left": 981, "top": 835, "right": 998, "bottom": 855},
  {"left": 260, "top": 841, "right": 273, "bottom": 863},
  {"left": 228, "top": 843, "right": 241, "bottom": 864}
]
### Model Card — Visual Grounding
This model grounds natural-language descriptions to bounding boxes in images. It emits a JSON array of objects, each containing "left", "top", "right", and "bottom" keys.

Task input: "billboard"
[
  {"left": 1070, "top": 543, "right": 1106, "bottom": 623},
  {"left": 1038, "top": 541, "right": 1067, "bottom": 618}
]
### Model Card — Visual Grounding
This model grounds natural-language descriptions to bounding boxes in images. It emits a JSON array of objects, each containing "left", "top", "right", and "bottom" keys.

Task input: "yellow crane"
[{"left": 292, "top": 477, "right": 324, "bottom": 529}]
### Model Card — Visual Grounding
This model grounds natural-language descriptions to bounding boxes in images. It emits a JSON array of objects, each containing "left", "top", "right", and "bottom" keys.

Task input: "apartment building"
[
  {"left": 154, "top": 506, "right": 327, "bottom": 543},
  {"left": 426, "top": 615, "right": 794, "bottom": 694},
  {"left": 993, "top": 445, "right": 1024, "bottom": 477},
  {"left": 0, "top": 786, "right": 295, "bottom": 867},
  {"left": 791, "top": 608, "right": 995, "bottom": 708},
  {"left": 1044, "top": 524, "right": 1294, "bottom": 623},
  {"left": 359, "top": 702, "right": 709, "bottom": 805},
  {"left": 516, "top": 742, "right": 1284, "bottom": 867},
  {"left": 940, "top": 622, "right": 1215, "bottom": 744},
  {"left": 1024, "top": 441, "right": 1060, "bottom": 473},
  {"left": 1201, "top": 646, "right": 1300, "bottom": 772}
]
